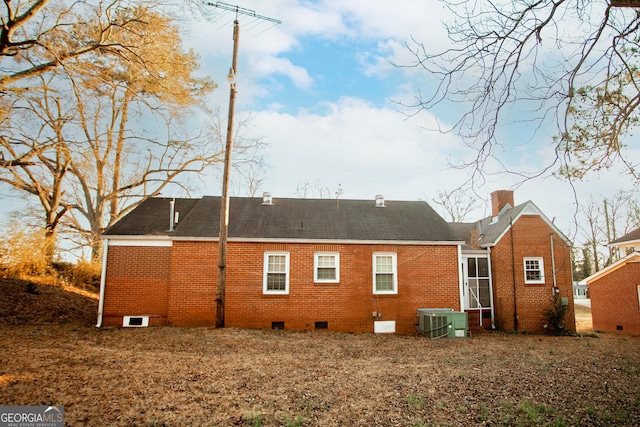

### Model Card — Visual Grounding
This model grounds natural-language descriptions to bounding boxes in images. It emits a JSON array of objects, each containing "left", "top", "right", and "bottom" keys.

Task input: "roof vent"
[
  {"left": 262, "top": 192, "right": 273, "bottom": 205},
  {"left": 375, "top": 194, "right": 385, "bottom": 207},
  {"left": 169, "top": 199, "right": 176, "bottom": 232}
]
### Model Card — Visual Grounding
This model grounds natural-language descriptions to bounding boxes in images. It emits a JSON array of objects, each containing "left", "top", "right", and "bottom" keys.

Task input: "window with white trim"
[
  {"left": 314, "top": 252, "right": 339, "bottom": 283},
  {"left": 523, "top": 257, "right": 544, "bottom": 284},
  {"left": 373, "top": 253, "right": 397, "bottom": 294},
  {"left": 263, "top": 252, "right": 289, "bottom": 294}
]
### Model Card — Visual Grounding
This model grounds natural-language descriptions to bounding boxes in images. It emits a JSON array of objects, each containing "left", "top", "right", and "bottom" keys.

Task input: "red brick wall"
[
  {"left": 490, "top": 216, "right": 575, "bottom": 333},
  {"left": 102, "top": 245, "right": 171, "bottom": 327},
  {"left": 103, "top": 241, "right": 461, "bottom": 333},
  {"left": 224, "top": 243, "right": 461, "bottom": 334},
  {"left": 590, "top": 262, "right": 640, "bottom": 334},
  {"left": 168, "top": 241, "right": 218, "bottom": 327}
]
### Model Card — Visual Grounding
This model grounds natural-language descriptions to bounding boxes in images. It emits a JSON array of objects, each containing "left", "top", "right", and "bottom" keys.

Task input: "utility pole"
[{"left": 207, "top": 2, "right": 281, "bottom": 328}]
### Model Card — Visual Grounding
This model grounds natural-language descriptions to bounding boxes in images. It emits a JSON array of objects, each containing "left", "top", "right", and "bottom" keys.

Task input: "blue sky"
[{"left": 183, "top": 0, "right": 639, "bottom": 238}]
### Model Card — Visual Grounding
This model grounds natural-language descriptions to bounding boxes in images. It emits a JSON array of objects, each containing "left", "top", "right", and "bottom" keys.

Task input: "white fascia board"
[
  {"left": 106, "top": 237, "right": 172, "bottom": 247},
  {"left": 109, "top": 236, "right": 466, "bottom": 246},
  {"left": 461, "top": 248, "right": 492, "bottom": 255},
  {"left": 608, "top": 239, "right": 640, "bottom": 248},
  {"left": 171, "top": 236, "right": 218, "bottom": 242},
  {"left": 581, "top": 252, "right": 640, "bottom": 285}
]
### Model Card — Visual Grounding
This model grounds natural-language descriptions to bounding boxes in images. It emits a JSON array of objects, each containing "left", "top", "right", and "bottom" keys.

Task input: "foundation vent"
[{"left": 123, "top": 316, "right": 149, "bottom": 328}]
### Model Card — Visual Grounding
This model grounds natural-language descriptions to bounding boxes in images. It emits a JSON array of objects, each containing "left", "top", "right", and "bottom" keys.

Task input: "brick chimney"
[{"left": 491, "top": 190, "right": 514, "bottom": 217}]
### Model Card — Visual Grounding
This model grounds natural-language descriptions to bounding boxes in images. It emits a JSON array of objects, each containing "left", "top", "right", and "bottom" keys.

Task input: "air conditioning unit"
[
  {"left": 447, "top": 312, "right": 469, "bottom": 338},
  {"left": 417, "top": 309, "right": 468, "bottom": 339},
  {"left": 417, "top": 308, "right": 452, "bottom": 338}
]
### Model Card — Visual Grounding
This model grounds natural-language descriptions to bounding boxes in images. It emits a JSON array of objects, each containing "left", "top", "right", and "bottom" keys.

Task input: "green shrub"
[{"left": 544, "top": 293, "right": 570, "bottom": 335}]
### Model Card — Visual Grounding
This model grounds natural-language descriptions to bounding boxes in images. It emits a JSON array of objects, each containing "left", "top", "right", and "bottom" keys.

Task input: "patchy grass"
[{"left": 0, "top": 279, "right": 639, "bottom": 426}]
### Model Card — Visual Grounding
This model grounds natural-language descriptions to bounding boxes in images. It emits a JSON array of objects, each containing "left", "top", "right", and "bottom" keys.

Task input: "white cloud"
[
  {"left": 249, "top": 56, "right": 313, "bottom": 90},
  {"left": 238, "top": 97, "right": 469, "bottom": 200},
  {"left": 188, "top": 0, "right": 640, "bottom": 236}
]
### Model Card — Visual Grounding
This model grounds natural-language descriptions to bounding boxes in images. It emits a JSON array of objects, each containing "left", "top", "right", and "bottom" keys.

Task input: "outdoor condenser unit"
[{"left": 417, "top": 308, "right": 468, "bottom": 339}]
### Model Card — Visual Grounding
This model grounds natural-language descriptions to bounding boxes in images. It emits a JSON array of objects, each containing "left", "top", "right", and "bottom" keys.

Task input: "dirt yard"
[{"left": 0, "top": 279, "right": 638, "bottom": 426}]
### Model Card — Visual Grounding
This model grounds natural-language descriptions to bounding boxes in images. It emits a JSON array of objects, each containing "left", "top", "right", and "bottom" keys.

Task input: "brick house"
[
  {"left": 582, "top": 228, "right": 640, "bottom": 334},
  {"left": 609, "top": 227, "right": 640, "bottom": 253},
  {"left": 97, "top": 191, "right": 575, "bottom": 334},
  {"left": 98, "top": 195, "right": 463, "bottom": 334},
  {"left": 449, "top": 190, "right": 575, "bottom": 333}
]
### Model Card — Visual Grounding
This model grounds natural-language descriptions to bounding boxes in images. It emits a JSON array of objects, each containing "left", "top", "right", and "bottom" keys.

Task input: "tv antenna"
[
  {"left": 206, "top": 2, "right": 282, "bottom": 25},
  {"left": 205, "top": 2, "right": 281, "bottom": 329}
]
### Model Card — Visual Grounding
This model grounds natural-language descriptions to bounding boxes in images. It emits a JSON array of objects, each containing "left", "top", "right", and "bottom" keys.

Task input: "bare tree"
[
  {"left": 0, "top": 1, "right": 169, "bottom": 96},
  {"left": 295, "top": 181, "right": 312, "bottom": 199},
  {"left": 577, "top": 191, "right": 640, "bottom": 272},
  {"left": 399, "top": 1, "right": 640, "bottom": 182},
  {"left": 579, "top": 198, "right": 604, "bottom": 273},
  {"left": 295, "top": 180, "right": 335, "bottom": 199},
  {"left": 432, "top": 188, "right": 480, "bottom": 222},
  {"left": 0, "top": 4, "right": 264, "bottom": 260},
  {"left": 239, "top": 165, "right": 266, "bottom": 197},
  {"left": 627, "top": 195, "right": 640, "bottom": 230},
  {"left": 0, "top": 74, "right": 73, "bottom": 260}
]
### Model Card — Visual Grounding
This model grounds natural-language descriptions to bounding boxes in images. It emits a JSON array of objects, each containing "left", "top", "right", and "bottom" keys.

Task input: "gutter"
[{"left": 95, "top": 238, "right": 109, "bottom": 328}]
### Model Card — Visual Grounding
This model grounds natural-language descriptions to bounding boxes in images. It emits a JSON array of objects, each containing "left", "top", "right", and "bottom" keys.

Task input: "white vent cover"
[
  {"left": 123, "top": 316, "right": 149, "bottom": 327},
  {"left": 374, "top": 320, "right": 395, "bottom": 333}
]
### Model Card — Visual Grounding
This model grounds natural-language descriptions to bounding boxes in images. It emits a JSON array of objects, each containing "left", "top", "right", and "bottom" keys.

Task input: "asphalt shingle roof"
[
  {"left": 476, "top": 203, "right": 528, "bottom": 247},
  {"left": 449, "top": 201, "right": 571, "bottom": 249},
  {"left": 103, "top": 196, "right": 460, "bottom": 243},
  {"left": 610, "top": 227, "right": 640, "bottom": 245}
]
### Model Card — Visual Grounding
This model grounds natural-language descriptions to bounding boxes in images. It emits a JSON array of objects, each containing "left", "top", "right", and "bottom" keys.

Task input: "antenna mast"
[
  {"left": 206, "top": 2, "right": 282, "bottom": 24},
  {"left": 207, "top": 2, "right": 281, "bottom": 329}
]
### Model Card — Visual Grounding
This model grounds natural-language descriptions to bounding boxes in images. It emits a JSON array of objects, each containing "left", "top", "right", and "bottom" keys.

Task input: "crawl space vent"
[
  {"left": 271, "top": 321, "right": 285, "bottom": 330},
  {"left": 123, "top": 316, "right": 149, "bottom": 327}
]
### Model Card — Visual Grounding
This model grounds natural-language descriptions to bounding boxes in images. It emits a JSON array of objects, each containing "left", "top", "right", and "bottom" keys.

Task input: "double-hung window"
[
  {"left": 373, "top": 253, "right": 397, "bottom": 294},
  {"left": 263, "top": 252, "right": 289, "bottom": 294},
  {"left": 314, "top": 252, "right": 339, "bottom": 283},
  {"left": 523, "top": 257, "right": 544, "bottom": 284}
]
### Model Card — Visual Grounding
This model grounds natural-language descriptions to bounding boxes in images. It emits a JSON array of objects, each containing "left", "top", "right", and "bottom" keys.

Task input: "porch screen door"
[{"left": 464, "top": 257, "right": 491, "bottom": 309}]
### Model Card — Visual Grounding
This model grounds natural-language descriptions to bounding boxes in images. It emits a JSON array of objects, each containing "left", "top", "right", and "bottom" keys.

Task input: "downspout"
[
  {"left": 510, "top": 218, "right": 518, "bottom": 331},
  {"left": 95, "top": 238, "right": 109, "bottom": 328},
  {"left": 486, "top": 248, "right": 496, "bottom": 329},
  {"left": 457, "top": 244, "right": 464, "bottom": 312},
  {"left": 550, "top": 233, "right": 557, "bottom": 291}
]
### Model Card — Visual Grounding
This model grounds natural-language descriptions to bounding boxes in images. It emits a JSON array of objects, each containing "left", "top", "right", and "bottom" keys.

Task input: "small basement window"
[
  {"left": 271, "top": 321, "right": 285, "bottom": 330},
  {"left": 315, "top": 321, "right": 328, "bottom": 329},
  {"left": 123, "top": 316, "right": 149, "bottom": 327}
]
